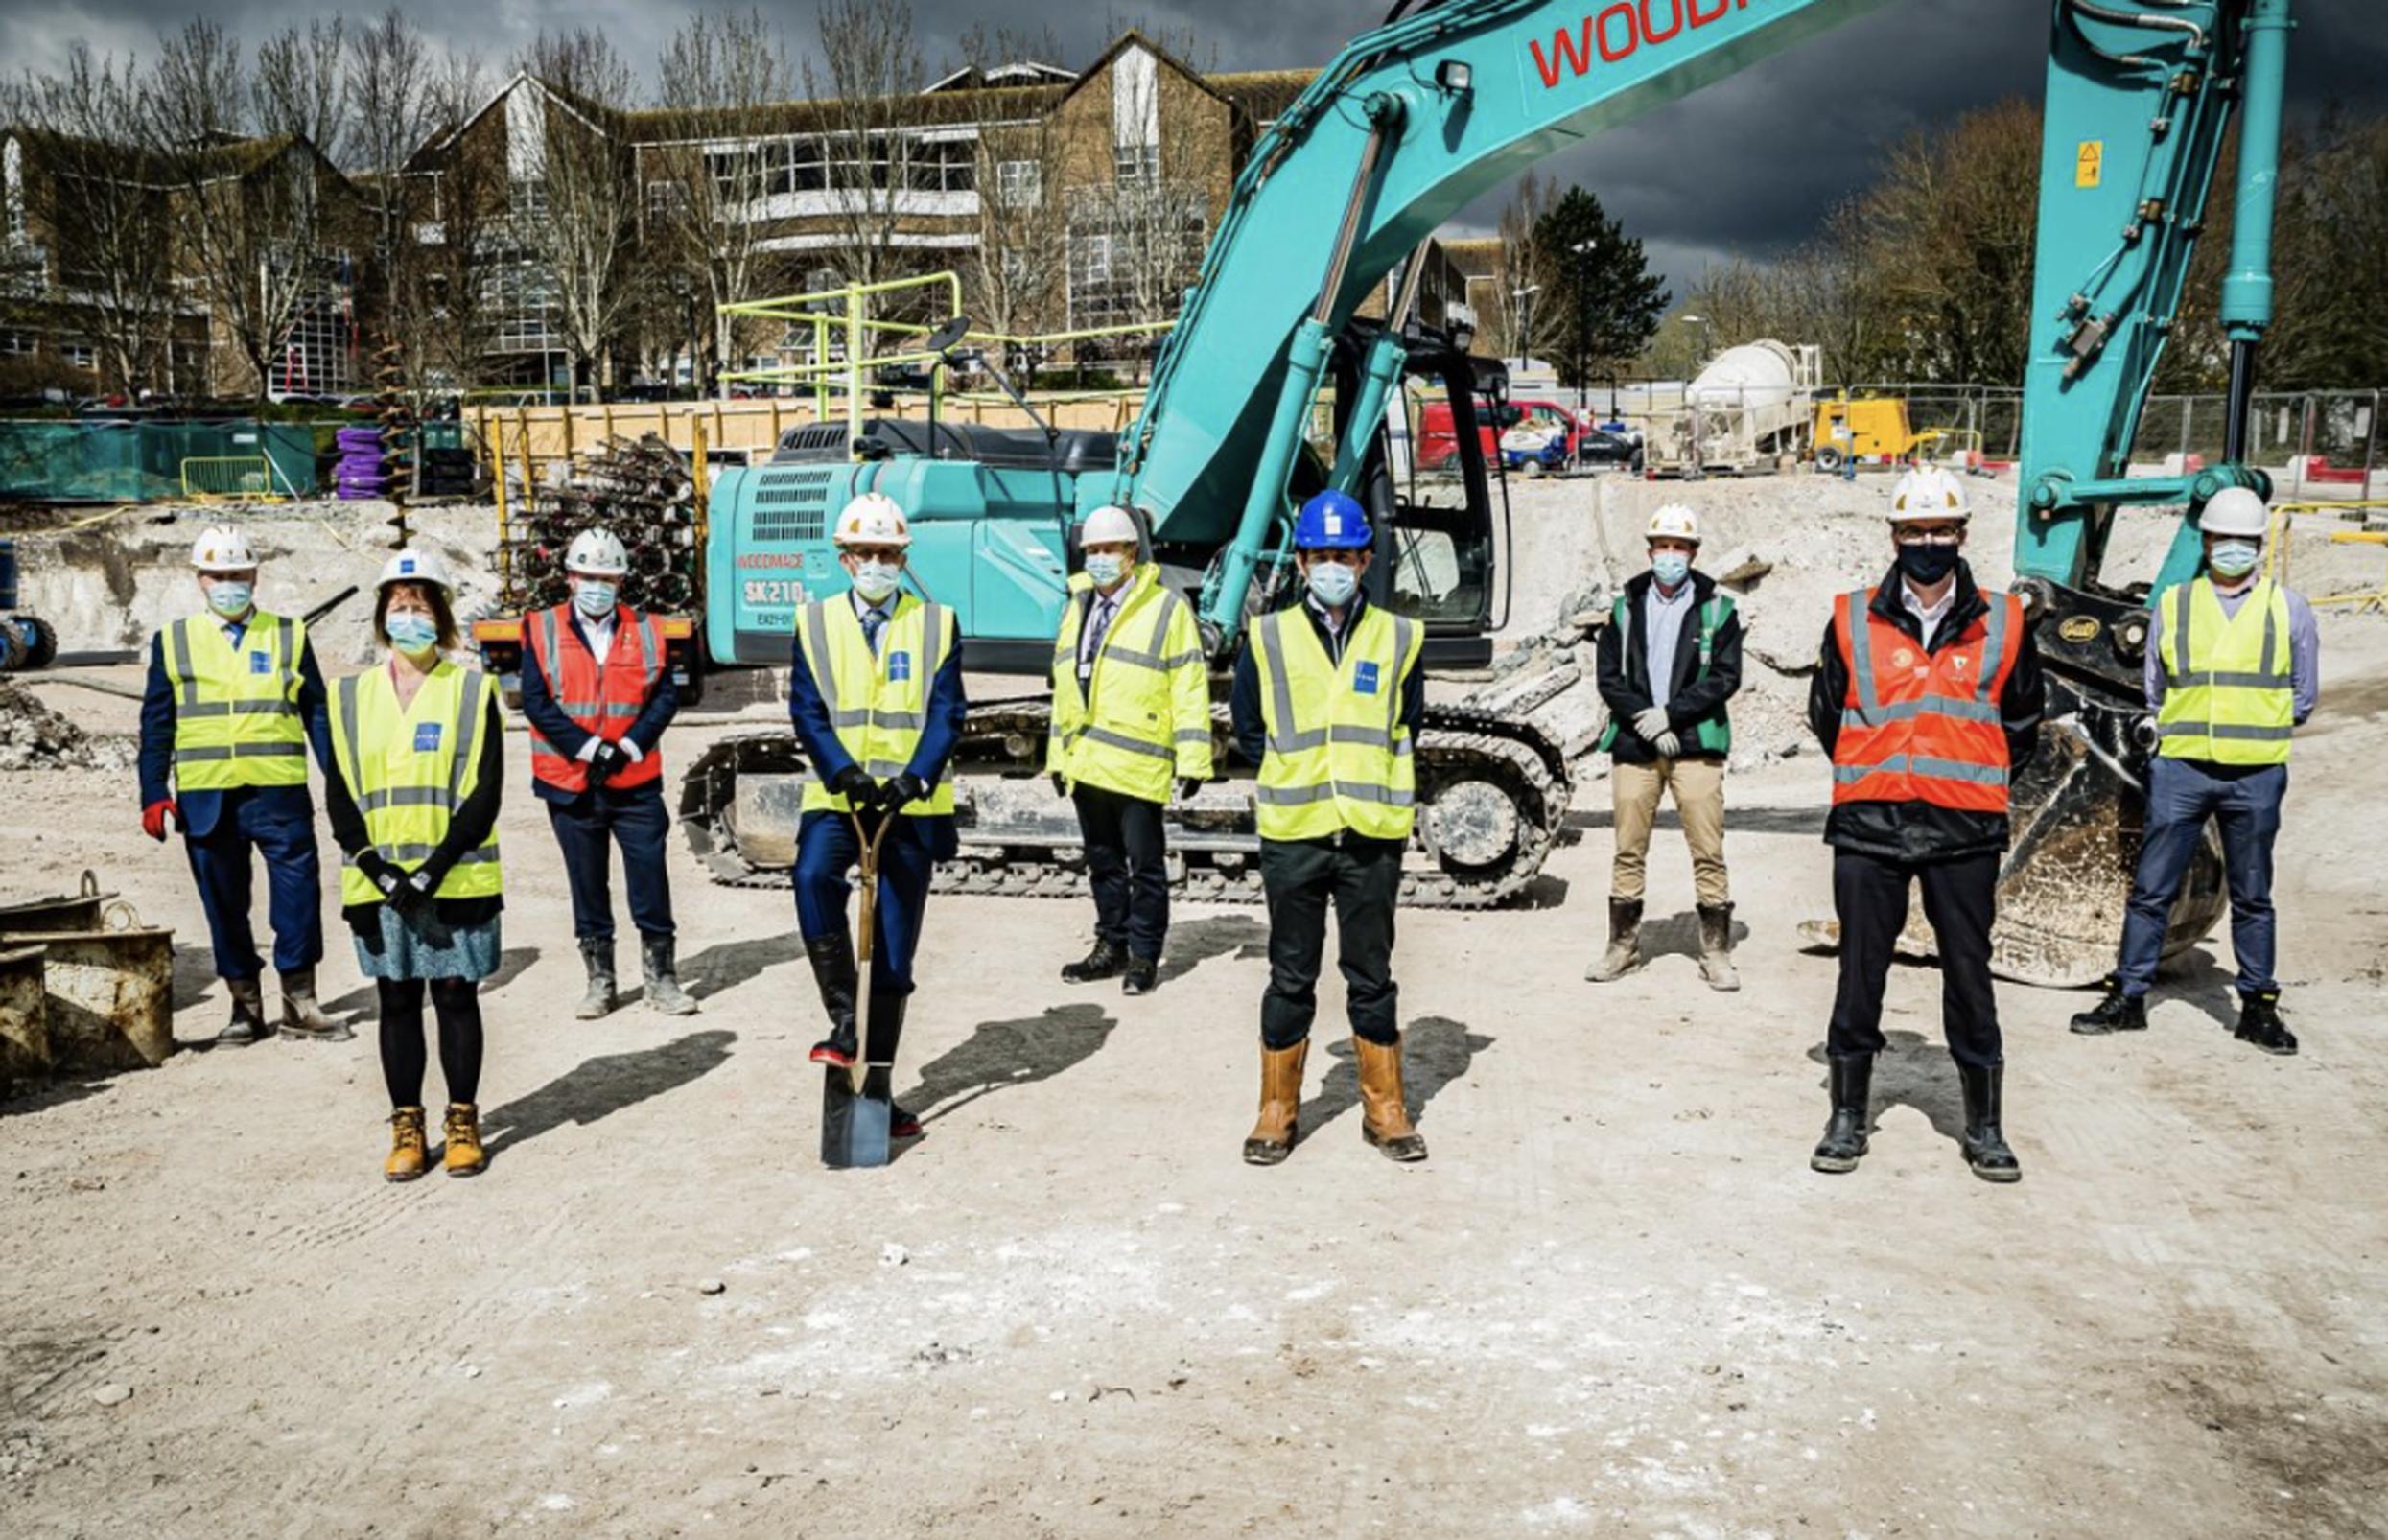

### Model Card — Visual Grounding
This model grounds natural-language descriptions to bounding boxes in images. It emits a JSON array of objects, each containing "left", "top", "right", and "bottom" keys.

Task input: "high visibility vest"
[
  {"left": 328, "top": 661, "right": 503, "bottom": 905},
  {"left": 1047, "top": 565, "right": 1216, "bottom": 803},
  {"left": 1251, "top": 604, "right": 1422, "bottom": 843},
  {"left": 526, "top": 603, "right": 667, "bottom": 795},
  {"left": 161, "top": 611, "right": 310, "bottom": 791},
  {"left": 1596, "top": 590, "right": 1735, "bottom": 756},
  {"left": 1831, "top": 587, "right": 2024, "bottom": 815},
  {"left": 2155, "top": 577, "right": 2295, "bottom": 765},
  {"left": 795, "top": 593, "right": 958, "bottom": 816}
]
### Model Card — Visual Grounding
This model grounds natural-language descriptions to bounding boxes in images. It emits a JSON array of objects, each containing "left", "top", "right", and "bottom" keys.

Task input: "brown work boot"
[
  {"left": 1585, "top": 898, "right": 1644, "bottom": 983},
  {"left": 385, "top": 1107, "right": 429, "bottom": 1183},
  {"left": 1355, "top": 1037, "right": 1428, "bottom": 1163},
  {"left": 441, "top": 1103, "right": 486, "bottom": 1178},
  {"left": 215, "top": 976, "right": 273, "bottom": 1046},
  {"left": 1241, "top": 1042, "right": 1308, "bottom": 1166},
  {"left": 279, "top": 967, "right": 352, "bottom": 1040},
  {"left": 1697, "top": 902, "right": 1741, "bottom": 992}
]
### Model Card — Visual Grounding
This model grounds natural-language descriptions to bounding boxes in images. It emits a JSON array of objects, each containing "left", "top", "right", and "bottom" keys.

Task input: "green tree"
[{"left": 1530, "top": 186, "right": 1669, "bottom": 392}]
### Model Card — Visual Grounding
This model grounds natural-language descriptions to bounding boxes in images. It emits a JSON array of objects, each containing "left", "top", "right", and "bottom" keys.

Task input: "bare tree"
[
  {"left": 345, "top": 7, "right": 439, "bottom": 349},
  {"left": 3, "top": 46, "right": 182, "bottom": 395},
  {"left": 253, "top": 18, "right": 349, "bottom": 152},
  {"left": 802, "top": 0, "right": 926, "bottom": 295},
  {"left": 1485, "top": 168, "right": 1558, "bottom": 362},
  {"left": 520, "top": 29, "right": 639, "bottom": 401},
  {"left": 384, "top": 51, "right": 502, "bottom": 406},
  {"left": 959, "top": 25, "right": 1067, "bottom": 369},
  {"left": 150, "top": 17, "right": 245, "bottom": 145},
  {"left": 653, "top": 9, "right": 795, "bottom": 396}
]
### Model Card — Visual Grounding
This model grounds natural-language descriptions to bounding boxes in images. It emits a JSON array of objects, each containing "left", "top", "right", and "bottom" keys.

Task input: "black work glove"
[
  {"left": 588, "top": 740, "right": 626, "bottom": 786},
  {"left": 1176, "top": 777, "right": 1206, "bottom": 803},
  {"left": 878, "top": 772, "right": 928, "bottom": 812},
  {"left": 830, "top": 763, "right": 877, "bottom": 804},
  {"left": 356, "top": 850, "right": 400, "bottom": 896},
  {"left": 1050, "top": 771, "right": 1069, "bottom": 799},
  {"left": 382, "top": 865, "right": 437, "bottom": 921}
]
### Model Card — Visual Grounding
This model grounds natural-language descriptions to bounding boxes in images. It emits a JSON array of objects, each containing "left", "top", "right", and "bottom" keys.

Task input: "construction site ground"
[{"left": 4, "top": 474, "right": 2385, "bottom": 1538}]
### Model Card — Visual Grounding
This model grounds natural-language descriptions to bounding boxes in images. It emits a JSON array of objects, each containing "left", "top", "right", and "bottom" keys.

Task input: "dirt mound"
[{"left": 0, "top": 678, "right": 135, "bottom": 772}]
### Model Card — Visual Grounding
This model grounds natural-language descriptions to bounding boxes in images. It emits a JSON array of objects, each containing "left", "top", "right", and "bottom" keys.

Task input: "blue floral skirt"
[{"left": 353, "top": 905, "right": 503, "bottom": 983}]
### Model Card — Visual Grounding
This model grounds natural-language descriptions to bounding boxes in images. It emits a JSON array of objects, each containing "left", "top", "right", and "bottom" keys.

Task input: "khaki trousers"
[{"left": 1609, "top": 758, "right": 1729, "bottom": 906}]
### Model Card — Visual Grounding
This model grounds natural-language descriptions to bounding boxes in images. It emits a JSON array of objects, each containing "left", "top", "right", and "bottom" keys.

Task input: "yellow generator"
[{"left": 1813, "top": 396, "right": 1951, "bottom": 470}]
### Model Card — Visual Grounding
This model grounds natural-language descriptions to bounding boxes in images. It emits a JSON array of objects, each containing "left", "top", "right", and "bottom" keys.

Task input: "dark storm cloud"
[{"left": 9, "top": 0, "right": 2382, "bottom": 290}]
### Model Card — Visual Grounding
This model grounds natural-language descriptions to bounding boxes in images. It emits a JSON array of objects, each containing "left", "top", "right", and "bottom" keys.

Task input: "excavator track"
[{"left": 677, "top": 699, "right": 1573, "bottom": 909}]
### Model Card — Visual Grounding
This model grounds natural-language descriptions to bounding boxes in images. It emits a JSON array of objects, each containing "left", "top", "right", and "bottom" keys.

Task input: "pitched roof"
[
  {"left": 1209, "top": 70, "right": 1318, "bottom": 127},
  {"left": 1438, "top": 237, "right": 1504, "bottom": 278}
]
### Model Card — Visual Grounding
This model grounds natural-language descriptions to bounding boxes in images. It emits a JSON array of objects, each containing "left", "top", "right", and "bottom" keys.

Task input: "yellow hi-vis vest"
[
  {"left": 2156, "top": 576, "right": 2295, "bottom": 766},
  {"left": 1251, "top": 603, "right": 1423, "bottom": 843},
  {"left": 796, "top": 592, "right": 958, "bottom": 816},
  {"left": 1047, "top": 564, "right": 1216, "bottom": 803},
  {"left": 328, "top": 661, "right": 503, "bottom": 905},
  {"left": 162, "top": 611, "right": 310, "bottom": 790}
]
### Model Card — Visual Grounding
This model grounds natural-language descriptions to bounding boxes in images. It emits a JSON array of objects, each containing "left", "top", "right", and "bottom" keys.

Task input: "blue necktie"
[
  {"left": 862, "top": 607, "right": 888, "bottom": 657},
  {"left": 223, "top": 620, "right": 246, "bottom": 651}
]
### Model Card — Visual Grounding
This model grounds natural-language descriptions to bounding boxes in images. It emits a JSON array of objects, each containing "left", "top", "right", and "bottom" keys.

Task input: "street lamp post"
[
  {"left": 1677, "top": 312, "right": 1715, "bottom": 376},
  {"left": 1511, "top": 283, "right": 1540, "bottom": 368},
  {"left": 1570, "top": 238, "right": 1598, "bottom": 414}
]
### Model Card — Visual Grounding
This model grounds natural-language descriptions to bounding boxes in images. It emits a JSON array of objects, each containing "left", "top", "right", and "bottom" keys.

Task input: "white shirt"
[
  {"left": 1900, "top": 580, "right": 1956, "bottom": 649},
  {"left": 579, "top": 609, "right": 616, "bottom": 667}
]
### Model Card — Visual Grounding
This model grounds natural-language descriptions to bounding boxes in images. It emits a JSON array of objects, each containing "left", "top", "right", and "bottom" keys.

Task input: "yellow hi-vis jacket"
[
  {"left": 1047, "top": 565, "right": 1215, "bottom": 803},
  {"left": 328, "top": 661, "right": 503, "bottom": 905},
  {"left": 162, "top": 611, "right": 310, "bottom": 791},
  {"left": 1251, "top": 603, "right": 1423, "bottom": 843},
  {"left": 2156, "top": 576, "right": 2295, "bottom": 766},
  {"left": 796, "top": 592, "right": 958, "bottom": 816}
]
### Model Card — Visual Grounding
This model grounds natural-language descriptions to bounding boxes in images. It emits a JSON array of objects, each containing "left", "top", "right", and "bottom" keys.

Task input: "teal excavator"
[{"left": 682, "top": 0, "right": 2293, "bottom": 985}]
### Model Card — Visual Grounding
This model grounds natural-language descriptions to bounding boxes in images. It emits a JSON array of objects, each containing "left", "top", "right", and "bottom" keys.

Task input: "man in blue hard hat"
[{"left": 1229, "top": 489, "right": 1428, "bottom": 1167}]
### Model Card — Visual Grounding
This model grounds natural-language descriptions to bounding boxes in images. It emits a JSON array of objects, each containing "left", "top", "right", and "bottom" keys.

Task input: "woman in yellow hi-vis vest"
[
  {"left": 1229, "top": 492, "right": 1428, "bottom": 1167},
  {"left": 323, "top": 551, "right": 505, "bottom": 1182}
]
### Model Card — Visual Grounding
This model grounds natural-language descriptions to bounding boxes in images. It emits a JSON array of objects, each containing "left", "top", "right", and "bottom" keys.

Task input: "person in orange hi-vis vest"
[
  {"left": 1805, "top": 466, "right": 2044, "bottom": 1185},
  {"left": 520, "top": 527, "right": 695, "bottom": 1020}
]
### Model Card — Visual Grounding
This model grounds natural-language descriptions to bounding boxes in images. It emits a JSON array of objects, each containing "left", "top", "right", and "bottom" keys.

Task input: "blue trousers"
[
  {"left": 182, "top": 789, "right": 323, "bottom": 980},
  {"left": 794, "top": 812, "right": 935, "bottom": 998},
  {"left": 2118, "top": 757, "right": 2286, "bottom": 998},
  {"left": 546, "top": 783, "right": 676, "bottom": 943}
]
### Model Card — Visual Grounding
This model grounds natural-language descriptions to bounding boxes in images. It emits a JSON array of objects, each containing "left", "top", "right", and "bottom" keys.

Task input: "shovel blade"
[{"left": 821, "top": 1066, "right": 892, "bottom": 1169}]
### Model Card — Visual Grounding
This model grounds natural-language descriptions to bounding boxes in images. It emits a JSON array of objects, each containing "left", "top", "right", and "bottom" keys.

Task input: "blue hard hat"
[{"left": 1293, "top": 490, "right": 1372, "bottom": 551}]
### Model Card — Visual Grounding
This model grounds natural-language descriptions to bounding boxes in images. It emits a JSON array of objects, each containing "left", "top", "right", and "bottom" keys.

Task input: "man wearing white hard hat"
[
  {"left": 1806, "top": 465, "right": 2045, "bottom": 1183},
  {"left": 138, "top": 524, "right": 339, "bottom": 1045},
  {"left": 519, "top": 526, "right": 693, "bottom": 1019},
  {"left": 1589, "top": 502, "right": 1745, "bottom": 991},
  {"left": 2071, "top": 485, "right": 2319, "bottom": 1054},
  {"left": 1047, "top": 504, "right": 1214, "bottom": 995},
  {"left": 786, "top": 493, "right": 968, "bottom": 1141}
]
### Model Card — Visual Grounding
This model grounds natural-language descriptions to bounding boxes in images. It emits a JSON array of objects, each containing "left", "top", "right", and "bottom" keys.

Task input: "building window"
[
  {"left": 63, "top": 340, "right": 97, "bottom": 370},
  {"left": 1114, "top": 143, "right": 1159, "bottom": 188},
  {"left": 647, "top": 181, "right": 689, "bottom": 220},
  {"left": 1076, "top": 233, "right": 1113, "bottom": 287},
  {"left": 995, "top": 160, "right": 1042, "bottom": 210},
  {"left": 0, "top": 330, "right": 35, "bottom": 356},
  {"left": 510, "top": 178, "right": 548, "bottom": 219}
]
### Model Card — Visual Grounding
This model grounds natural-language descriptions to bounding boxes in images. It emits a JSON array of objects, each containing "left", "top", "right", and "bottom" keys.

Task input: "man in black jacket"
[
  {"left": 1806, "top": 467, "right": 2044, "bottom": 1183},
  {"left": 1591, "top": 504, "right": 1745, "bottom": 990}
]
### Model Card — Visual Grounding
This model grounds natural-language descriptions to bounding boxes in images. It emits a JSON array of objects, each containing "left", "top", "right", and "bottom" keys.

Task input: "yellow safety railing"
[{"left": 180, "top": 455, "right": 286, "bottom": 502}]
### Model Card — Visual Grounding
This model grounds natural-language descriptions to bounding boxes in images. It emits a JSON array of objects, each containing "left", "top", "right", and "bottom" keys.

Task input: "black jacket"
[
  {"left": 1808, "top": 561, "right": 2046, "bottom": 863},
  {"left": 1595, "top": 570, "right": 1744, "bottom": 765}
]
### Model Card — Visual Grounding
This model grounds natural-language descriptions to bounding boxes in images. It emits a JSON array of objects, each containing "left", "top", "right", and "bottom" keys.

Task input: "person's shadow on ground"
[
  {"left": 1641, "top": 909, "right": 1751, "bottom": 964},
  {"left": 894, "top": 1003, "right": 1118, "bottom": 1133},
  {"left": 1804, "top": 1030, "right": 1963, "bottom": 1144},
  {"left": 1157, "top": 914, "right": 1269, "bottom": 985},
  {"left": 478, "top": 1028, "right": 737, "bottom": 1160},
  {"left": 2152, "top": 949, "right": 2242, "bottom": 1031},
  {"left": 1298, "top": 1015, "right": 1493, "bottom": 1138},
  {"left": 678, "top": 932, "right": 801, "bottom": 1002}
]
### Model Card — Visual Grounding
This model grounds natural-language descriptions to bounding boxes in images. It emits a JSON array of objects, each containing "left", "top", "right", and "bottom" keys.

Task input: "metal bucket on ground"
[
  {"left": 0, "top": 895, "right": 174, "bottom": 1073},
  {"left": 0, "top": 945, "right": 50, "bottom": 1096},
  {"left": 0, "top": 871, "right": 113, "bottom": 936}
]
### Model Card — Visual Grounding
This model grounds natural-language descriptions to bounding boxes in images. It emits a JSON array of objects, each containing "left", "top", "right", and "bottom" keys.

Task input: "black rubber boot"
[
  {"left": 574, "top": 939, "right": 617, "bottom": 1020},
  {"left": 1062, "top": 939, "right": 1128, "bottom": 984},
  {"left": 1122, "top": 956, "right": 1159, "bottom": 996},
  {"left": 2234, "top": 990, "right": 2298, "bottom": 1055},
  {"left": 1585, "top": 898, "right": 1643, "bottom": 983},
  {"left": 214, "top": 977, "right": 273, "bottom": 1046},
  {"left": 805, "top": 933, "right": 859, "bottom": 1068},
  {"left": 1810, "top": 1054, "right": 1872, "bottom": 1174},
  {"left": 1957, "top": 1062, "right": 2022, "bottom": 1183},
  {"left": 2070, "top": 978, "right": 2147, "bottom": 1036},
  {"left": 862, "top": 993, "right": 921, "bottom": 1138}
]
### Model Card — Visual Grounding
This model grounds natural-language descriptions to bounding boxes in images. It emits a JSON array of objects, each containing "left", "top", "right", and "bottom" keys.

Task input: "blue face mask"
[
  {"left": 851, "top": 560, "right": 901, "bottom": 604},
  {"left": 1084, "top": 552, "right": 1129, "bottom": 589},
  {"left": 1650, "top": 552, "right": 1690, "bottom": 588},
  {"left": 574, "top": 580, "right": 618, "bottom": 618},
  {"left": 1305, "top": 559, "right": 1359, "bottom": 609},
  {"left": 2209, "top": 540, "right": 2261, "bottom": 579},
  {"left": 207, "top": 582, "right": 253, "bottom": 619},
  {"left": 386, "top": 613, "right": 440, "bottom": 656}
]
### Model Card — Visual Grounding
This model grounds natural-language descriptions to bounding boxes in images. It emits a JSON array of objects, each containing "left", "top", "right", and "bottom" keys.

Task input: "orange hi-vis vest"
[
  {"left": 1831, "top": 586, "right": 2025, "bottom": 815},
  {"left": 526, "top": 603, "right": 667, "bottom": 795}
]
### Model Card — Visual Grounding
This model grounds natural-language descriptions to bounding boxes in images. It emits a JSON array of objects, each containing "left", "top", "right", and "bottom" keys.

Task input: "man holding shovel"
[{"left": 788, "top": 494, "right": 967, "bottom": 1159}]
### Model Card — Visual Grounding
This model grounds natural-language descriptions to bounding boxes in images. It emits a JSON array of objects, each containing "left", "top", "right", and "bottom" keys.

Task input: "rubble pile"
[{"left": 0, "top": 679, "right": 134, "bottom": 772}]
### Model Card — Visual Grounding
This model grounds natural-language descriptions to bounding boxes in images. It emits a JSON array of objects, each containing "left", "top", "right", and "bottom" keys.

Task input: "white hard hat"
[
  {"left": 565, "top": 527, "right": 629, "bottom": 576},
  {"left": 376, "top": 548, "right": 455, "bottom": 595},
  {"left": 1647, "top": 504, "right": 1700, "bottom": 544},
  {"left": 1888, "top": 464, "right": 1972, "bottom": 524},
  {"left": 832, "top": 493, "right": 912, "bottom": 549},
  {"left": 1079, "top": 505, "right": 1140, "bottom": 548},
  {"left": 2199, "top": 486, "right": 2270, "bottom": 539},
  {"left": 191, "top": 524, "right": 257, "bottom": 572}
]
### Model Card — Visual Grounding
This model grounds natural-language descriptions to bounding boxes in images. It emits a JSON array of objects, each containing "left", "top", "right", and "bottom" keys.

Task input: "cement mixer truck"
[{"left": 1648, "top": 340, "right": 1822, "bottom": 478}]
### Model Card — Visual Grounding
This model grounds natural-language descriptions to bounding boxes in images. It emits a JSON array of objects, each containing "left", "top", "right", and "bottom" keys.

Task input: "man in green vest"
[
  {"left": 2072, "top": 486, "right": 2318, "bottom": 1054},
  {"left": 1229, "top": 490, "right": 1427, "bottom": 1167},
  {"left": 1588, "top": 504, "right": 1745, "bottom": 990},
  {"left": 1049, "top": 504, "right": 1214, "bottom": 995}
]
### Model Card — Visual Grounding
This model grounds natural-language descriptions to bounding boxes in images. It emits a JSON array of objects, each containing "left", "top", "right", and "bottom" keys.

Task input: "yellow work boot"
[
  {"left": 441, "top": 1103, "right": 486, "bottom": 1178},
  {"left": 1356, "top": 1037, "right": 1429, "bottom": 1163},
  {"left": 384, "top": 1107, "right": 428, "bottom": 1183},
  {"left": 1241, "top": 1042, "right": 1308, "bottom": 1166}
]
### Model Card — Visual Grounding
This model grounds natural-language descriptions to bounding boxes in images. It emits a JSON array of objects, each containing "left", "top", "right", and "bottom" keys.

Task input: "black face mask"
[{"left": 1896, "top": 544, "right": 1960, "bottom": 585}]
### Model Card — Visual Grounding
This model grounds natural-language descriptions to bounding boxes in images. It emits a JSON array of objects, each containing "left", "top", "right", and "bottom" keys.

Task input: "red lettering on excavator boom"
[{"left": 1531, "top": 0, "right": 1747, "bottom": 86}]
